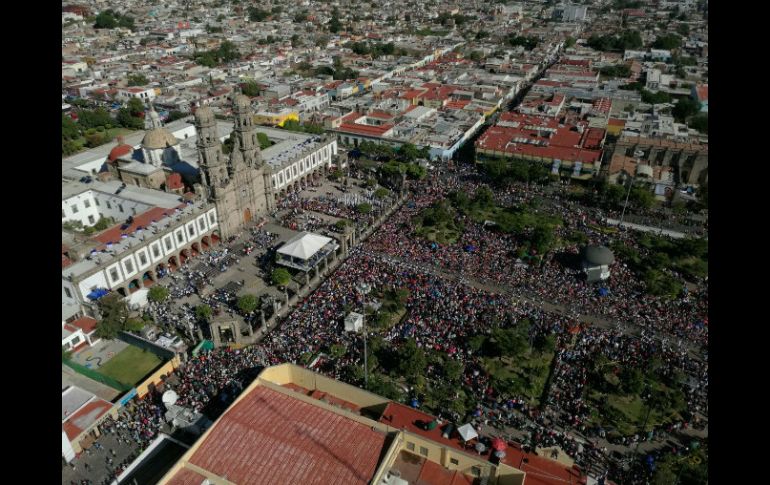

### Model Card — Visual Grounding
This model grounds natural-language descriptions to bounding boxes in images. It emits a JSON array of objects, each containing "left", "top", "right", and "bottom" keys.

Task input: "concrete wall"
[{"left": 135, "top": 356, "right": 181, "bottom": 398}]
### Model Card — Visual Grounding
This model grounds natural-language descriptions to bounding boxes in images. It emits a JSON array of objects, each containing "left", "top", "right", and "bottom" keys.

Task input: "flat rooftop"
[
  {"left": 166, "top": 385, "right": 389, "bottom": 485},
  {"left": 380, "top": 402, "right": 586, "bottom": 485}
]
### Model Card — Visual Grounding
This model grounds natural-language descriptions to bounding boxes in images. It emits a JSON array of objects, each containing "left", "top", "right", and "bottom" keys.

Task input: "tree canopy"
[
  {"left": 271, "top": 268, "right": 292, "bottom": 287},
  {"left": 237, "top": 294, "right": 260, "bottom": 314}
]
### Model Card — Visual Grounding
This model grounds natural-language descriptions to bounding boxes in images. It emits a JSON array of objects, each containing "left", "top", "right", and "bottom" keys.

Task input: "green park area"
[
  {"left": 583, "top": 356, "right": 689, "bottom": 438},
  {"left": 98, "top": 345, "right": 163, "bottom": 386},
  {"left": 413, "top": 187, "right": 562, "bottom": 257},
  {"left": 611, "top": 233, "right": 708, "bottom": 297}
]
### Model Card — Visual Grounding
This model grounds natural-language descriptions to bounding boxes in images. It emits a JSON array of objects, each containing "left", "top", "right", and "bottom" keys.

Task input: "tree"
[
  {"left": 491, "top": 328, "right": 527, "bottom": 360},
  {"left": 564, "top": 37, "right": 576, "bottom": 48},
  {"left": 241, "top": 80, "right": 260, "bottom": 97},
  {"left": 374, "top": 187, "right": 390, "bottom": 199},
  {"left": 94, "top": 10, "right": 118, "bottom": 29},
  {"left": 147, "top": 286, "right": 169, "bottom": 303},
  {"left": 62, "top": 114, "right": 80, "bottom": 140},
  {"left": 653, "top": 34, "right": 682, "bottom": 51},
  {"left": 196, "top": 304, "right": 213, "bottom": 321},
  {"left": 444, "top": 359, "right": 464, "bottom": 383},
  {"left": 157, "top": 110, "right": 181, "bottom": 124},
  {"left": 117, "top": 108, "right": 144, "bottom": 130},
  {"left": 271, "top": 268, "right": 292, "bottom": 287},
  {"left": 248, "top": 7, "right": 270, "bottom": 22},
  {"left": 78, "top": 108, "right": 113, "bottom": 129},
  {"left": 95, "top": 294, "right": 129, "bottom": 340},
  {"left": 125, "top": 318, "right": 145, "bottom": 332},
  {"left": 237, "top": 294, "right": 260, "bottom": 314},
  {"left": 127, "top": 73, "right": 148, "bottom": 86},
  {"left": 397, "top": 338, "right": 427, "bottom": 382},
  {"left": 328, "top": 11, "right": 342, "bottom": 33},
  {"left": 405, "top": 163, "right": 426, "bottom": 180},
  {"left": 127, "top": 97, "right": 145, "bottom": 116},
  {"left": 356, "top": 203, "right": 373, "bottom": 214},
  {"left": 257, "top": 132, "right": 270, "bottom": 149},
  {"left": 630, "top": 186, "right": 655, "bottom": 209},
  {"left": 619, "top": 367, "right": 644, "bottom": 394},
  {"left": 673, "top": 97, "right": 701, "bottom": 122}
]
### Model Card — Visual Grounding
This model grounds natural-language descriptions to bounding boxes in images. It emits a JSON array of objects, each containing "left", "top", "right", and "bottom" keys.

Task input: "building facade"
[{"left": 195, "top": 95, "right": 275, "bottom": 238}]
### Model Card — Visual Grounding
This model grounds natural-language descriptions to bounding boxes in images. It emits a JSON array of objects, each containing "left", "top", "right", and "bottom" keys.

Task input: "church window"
[
  {"left": 124, "top": 259, "right": 134, "bottom": 273},
  {"left": 139, "top": 253, "right": 147, "bottom": 265},
  {"left": 110, "top": 268, "right": 119, "bottom": 282},
  {"left": 84, "top": 200, "right": 91, "bottom": 208},
  {"left": 198, "top": 219, "right": 205, "bottom": 231},
  {"left": 71, "top": 204, "right": 78, "bottom": 214}
]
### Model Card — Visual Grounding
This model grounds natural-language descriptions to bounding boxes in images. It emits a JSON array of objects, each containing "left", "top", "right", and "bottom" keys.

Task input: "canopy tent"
[
  {"left": 457, "top": 423, "right": 478, "bottom": 442},
  {"left": 87, "top": 288, "right": 109, "bottom": 300},
  {"left": 277, "top": 232, "right": 333, "bottom": 260},
  {"left": 344, "top": 312, "right": 363, "bottom": 332}
]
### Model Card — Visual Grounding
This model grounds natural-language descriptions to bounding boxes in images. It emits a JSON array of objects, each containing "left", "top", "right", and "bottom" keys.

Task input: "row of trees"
[
  {"left": 62, "top": 98, "right": 147, "bottom": 155},
  {"left": 587, "top": 31, "right": 643, "bottom": 52},
  {"left": 194, "top": 40, "right": 240, "bottom": 68},
  {"left": 507, "top": 34, "right": 539, "bottom": 51},
  {"left": 94, "top": 9, "right": 134, "bottom": 30}
]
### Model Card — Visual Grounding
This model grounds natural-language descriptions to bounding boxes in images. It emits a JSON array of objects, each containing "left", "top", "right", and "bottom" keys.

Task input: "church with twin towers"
[{"left": 194, "top": 93, "right": 276, "bottom": 238}]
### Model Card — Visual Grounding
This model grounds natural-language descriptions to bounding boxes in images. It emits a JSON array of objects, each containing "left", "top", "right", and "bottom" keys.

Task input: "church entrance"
[{"left": 244, "top": 208, "right": 252, "bottom": 223}]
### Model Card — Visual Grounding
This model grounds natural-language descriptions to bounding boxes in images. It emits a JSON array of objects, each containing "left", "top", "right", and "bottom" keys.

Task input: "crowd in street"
[{"left": 76, "top": 164, "right": 706, "bottom": 485}]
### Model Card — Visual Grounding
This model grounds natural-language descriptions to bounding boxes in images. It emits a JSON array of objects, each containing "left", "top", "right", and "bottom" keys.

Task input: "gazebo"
[{"left": 276, "top": 232, "right": 339, "bottom": 273}]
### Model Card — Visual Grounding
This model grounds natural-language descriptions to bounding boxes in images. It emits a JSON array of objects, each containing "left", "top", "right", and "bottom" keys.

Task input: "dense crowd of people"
[{"left": 75, "top": 163, "right": 706, "bottom": 485}]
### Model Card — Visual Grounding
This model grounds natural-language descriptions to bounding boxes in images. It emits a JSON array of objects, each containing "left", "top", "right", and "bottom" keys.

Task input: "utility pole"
[{"left": 620, "top": 151, "right": 645, "bottom": 226}]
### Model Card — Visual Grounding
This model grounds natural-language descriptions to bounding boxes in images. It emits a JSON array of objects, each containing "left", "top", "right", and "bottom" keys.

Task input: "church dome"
[
  {"left": 108, "top": 137, "right": 133, "bottom": 161},
  {"left": 195, "top": 106, "right": 215, "bottom": 124},
  {"left": 142, "top": 128, "right": 179, "bottom": 150}
]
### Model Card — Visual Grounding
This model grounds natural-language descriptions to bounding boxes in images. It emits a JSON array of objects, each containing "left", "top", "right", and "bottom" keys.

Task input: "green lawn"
[
  {"left": 98, "top": 345, "right": 163, "bottom": 385},
  {"left": 484, "top": 350, "right": 555, "bottom": 405}
]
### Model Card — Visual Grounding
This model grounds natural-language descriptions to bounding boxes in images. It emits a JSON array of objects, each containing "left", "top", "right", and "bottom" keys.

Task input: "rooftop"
[{"left": 165, "top": 385, "right": 388, "bottom": 485}]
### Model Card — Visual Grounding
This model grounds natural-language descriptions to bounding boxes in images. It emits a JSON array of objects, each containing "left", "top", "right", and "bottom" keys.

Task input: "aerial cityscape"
[{"left": 61, "top": 1, "right": 708, "bottom": 484}]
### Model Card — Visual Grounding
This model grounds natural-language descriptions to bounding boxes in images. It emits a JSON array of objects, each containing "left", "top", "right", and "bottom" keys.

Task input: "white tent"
[
  {"left": 457, "top": 423, "right": 478, "bottom": 442},
  {"left": 344, "top": 312, "right": 363, "bottom": 332},
  {"left": 277, "top": 232, "right": 333, "bottom": 261}
]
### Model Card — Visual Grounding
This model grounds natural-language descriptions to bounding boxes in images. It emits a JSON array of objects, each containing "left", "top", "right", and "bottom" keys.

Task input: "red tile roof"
[
  {"left": 93, "top": 206, "right": 184, "bottom": 246},
  {"left": 165, "top": 467, "right": 207, "bottom": 485},
  {"left": 63, "top": 399, "right": 113, "bottom": 441},
  {"left": 380, "top": 402, "right": 587, "bottom": 485},
  {"left": 476, "top": 113, "right": 603, "bottom": 164},
  {"left": 418, "top": 459, "right": 474, "bottom": 485},
  {"left": 180, "top": 386, "right": 388, "bottom": 484},
  {"left": 337, "top": 122, "right": 394, "bottom": 137},
  {"left": 70, "top": 316, "right": 98, "bottom": 334}
]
